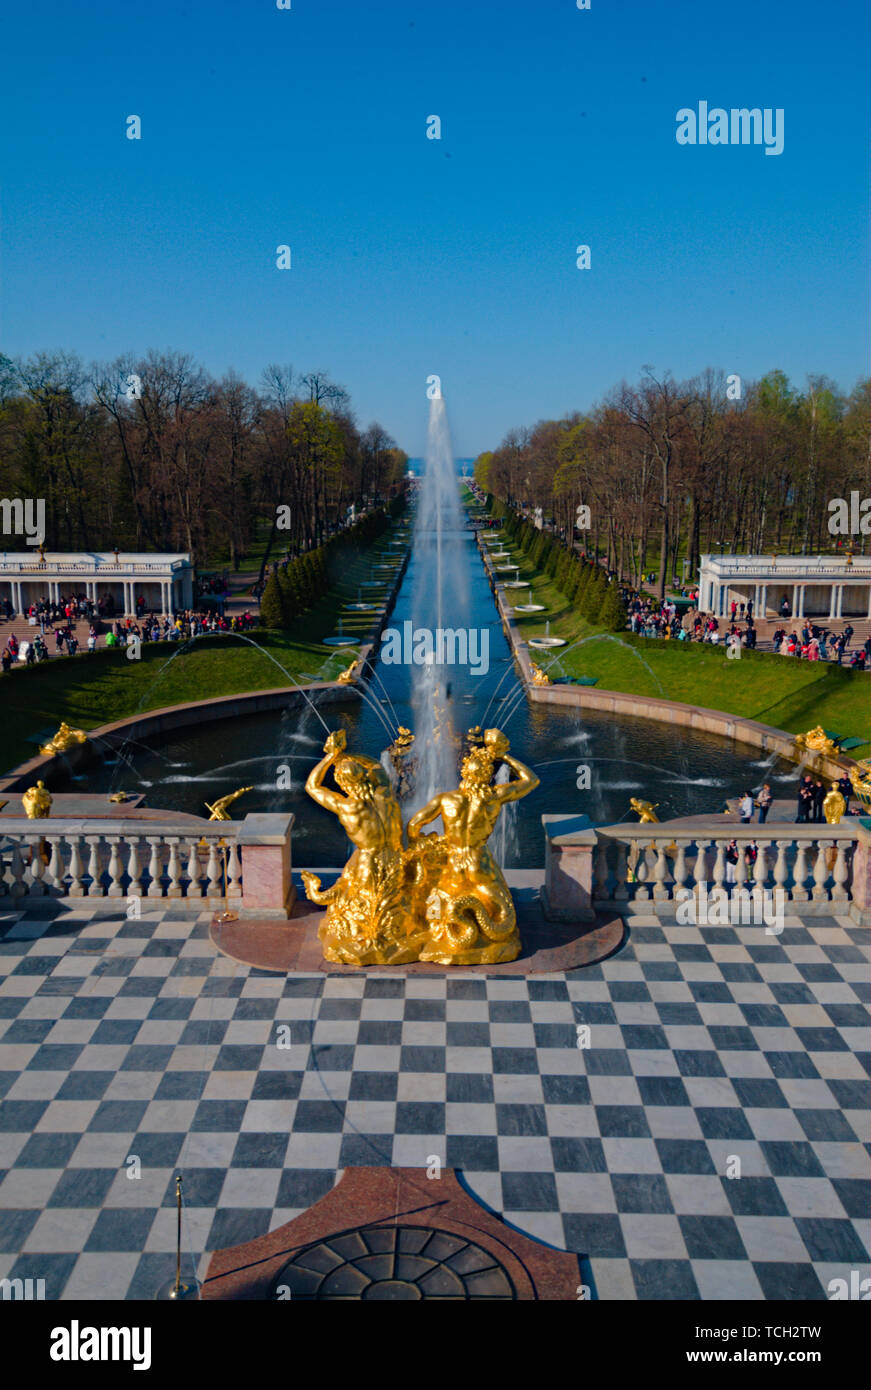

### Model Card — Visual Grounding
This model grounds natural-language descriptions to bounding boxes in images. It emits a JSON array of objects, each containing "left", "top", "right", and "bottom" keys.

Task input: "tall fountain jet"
[{"left": 409, "top": 390, "right": 469, "bottom": 815}]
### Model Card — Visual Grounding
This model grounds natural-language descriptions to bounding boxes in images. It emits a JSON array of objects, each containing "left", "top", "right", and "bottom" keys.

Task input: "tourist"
[
  {"left": 725, "top": 839, "right": 739, "bottom": 884},
  {"left": 739, "top": 790, "right": 754, "bottom": 823},
  {"left": 1, "top": 645, "right": 11, "bottom": 674},
  {"left": 87, "top": 626, "right": 97, "bottom": 654},
  {"left": 796, "top": 775, "right": 813, "bottom": 823},
  {"left": 812, "top": 779, "right": 826, "bottom": 824},
  {"left": 756, "top": 784, "right": 773, "bottom": 823}
]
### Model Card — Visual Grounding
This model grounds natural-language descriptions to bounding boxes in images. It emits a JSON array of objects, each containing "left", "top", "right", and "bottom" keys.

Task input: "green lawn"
[
  {"left": 496, "top": 543, "right": 871, "bottom": 758},
  {"left": 0, "top": 541, "right": 401, "bottom": 777}
]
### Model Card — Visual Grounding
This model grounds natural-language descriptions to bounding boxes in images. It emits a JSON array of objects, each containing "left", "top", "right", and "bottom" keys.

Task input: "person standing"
[
  {"left": 837, "top": 773, "right": 853, "bottom": 814},
  {"left": 739, "top": 790, "right": 754, "bottom": 823},
  {"left": 756, "top": 784, "right": 773, "bottom": 823},
  {"left": 797, "top": 775, "right": 813, "bottom": 823},
  {"left": 812, "top": 779, "right": 825, "bottom": 824}
]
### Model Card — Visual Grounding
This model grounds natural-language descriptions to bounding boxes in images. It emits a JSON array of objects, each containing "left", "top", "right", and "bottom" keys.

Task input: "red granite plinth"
[
  {"left": 201, "top": 1167, "right": 581, "bottom": 1301},
  {"left": 210, "top": 895, "right": 624, "bottom": 976}
]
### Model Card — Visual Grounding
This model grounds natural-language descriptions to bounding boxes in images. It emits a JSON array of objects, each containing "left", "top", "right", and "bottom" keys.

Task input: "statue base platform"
[{"left": 210, "top": 876, "right": 624, "bottom": 976}]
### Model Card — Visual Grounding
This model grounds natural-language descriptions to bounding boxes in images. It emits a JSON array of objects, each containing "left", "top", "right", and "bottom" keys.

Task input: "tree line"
[
  {"left": 0, "top": 351, "right": 408, "bottom": 573},
  {"left": 494, "top": 505, "right": 628, "bottom": 631},
  {"left": 475, "top": 368, "right": 871, "bottom": 600}
]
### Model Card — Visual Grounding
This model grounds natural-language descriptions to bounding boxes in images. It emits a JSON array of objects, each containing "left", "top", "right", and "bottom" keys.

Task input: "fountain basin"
[
  {"left": 503, "top": 580, "right": 530, "bottom": 589},
  {"left": 323, "top": 637, "right": 362, "bottom": 647},
  {"left": 528, "top": 637, "right": 567, "bottom": 649},
  {"left": 513, "top": 604, "right": 546, "bottom": 613}
]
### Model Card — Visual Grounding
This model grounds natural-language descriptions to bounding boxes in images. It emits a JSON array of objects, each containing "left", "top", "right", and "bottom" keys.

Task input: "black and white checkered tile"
[{"left": 0, "top": 905, "right": 869, "bottom": 1300}]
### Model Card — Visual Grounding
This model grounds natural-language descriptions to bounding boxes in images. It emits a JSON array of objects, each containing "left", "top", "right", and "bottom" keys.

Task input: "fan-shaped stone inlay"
[{"left": 272, "top": 1224, "right": 516, "bottom": 1300}]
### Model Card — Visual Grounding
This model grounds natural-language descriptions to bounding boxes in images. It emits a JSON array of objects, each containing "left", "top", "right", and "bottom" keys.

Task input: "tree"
[
  {"left": 259, "top": 574, "right": 287, "bottom": 630},
  {"left": 597, "top": 582, "right": 629, "bottom": 632}
]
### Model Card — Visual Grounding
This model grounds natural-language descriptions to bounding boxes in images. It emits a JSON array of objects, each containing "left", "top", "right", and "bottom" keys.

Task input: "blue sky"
[{"left": 1, "top": 0, "right": 868, "bottom": 457}]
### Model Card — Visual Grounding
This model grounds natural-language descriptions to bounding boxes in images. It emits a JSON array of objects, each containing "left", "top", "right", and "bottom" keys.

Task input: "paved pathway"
[{"left": 0, "top": 898, "right": 867, "bottom": 1301}]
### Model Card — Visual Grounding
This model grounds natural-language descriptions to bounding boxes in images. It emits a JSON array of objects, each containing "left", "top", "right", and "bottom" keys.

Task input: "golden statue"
[
  {"left": 336, "top": 659, "right": 358, "bottom": 685},
  {"left": 301, "top": 730, "right": 424, "bottom": 965},
  {"left": 848, "top": 759, "right": 871, "bottom": 812},
  {"left": 39, "top": 722, "right": 88, "bottom": 756},
  {"left": 108, "top": 791, "right": 128, "bottom": 804},
  {"left": 529, "top": 660, "right": 550, "bottom": 686},
  {"left": 22, "top": 781, "right": 52, "bottom": 818},
  {"left": 387, "top": 726, "right": 416, "bottom": 798},
  {"left": 795, "top": 726, "right": 838, "bottom": 757},
  {"left": 823, "top": 782, "right": 846, "bottom": 825},
  {"left": 204, "top": 786, "right": 253, "bottom": 821},
  {"left": 405, "top": 729, "right": 540, "bottom": 966},
  {"left": 630, "top": 797, "right": 660, "bottom": 823}
]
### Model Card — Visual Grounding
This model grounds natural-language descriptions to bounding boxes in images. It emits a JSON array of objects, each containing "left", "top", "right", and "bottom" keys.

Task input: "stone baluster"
[
  {"left": 146, "top": 838, "right": 164, "bottom": 898},
  {"left": 27, "top": 838, "right": 47, "bottom": 896},
  {"left": 614, "top": 842, "right": 630, "bottom": 901},
  {"left": 831, "top": 842, "right": 850, "bottom": 903},
  {"left": 753, "top": 840, "right": 770, "bottom": 895},
  {"left": 106, "top": 838, "right": 124, "bottom": 897},
  {"left": 66, "top": 835, "right": 86, "bottom": 897},
  {"left": 792, "top": 840, "right": 810, "bottom": 902},
  {"left": 735, "top": 842, "right": 747, "bottom": 894},
  {"left": 712, "top": 841, "right": 726, "bottom": 898},
  {"left": 166, "top": 838, "right": 183, "bottom": 898},
  {"left": 634, "top": 845, "right": 650, "bottom": 901},
  {"left": 652, "top": 840, "right": 669, "bottom": 901},
  {"left": 672, "top": 840, "right": 689, "bottom": 898},
  {"left": 8, "top": 841, "right": 26, "bottom": 899},
  {"left": 226, "top": 840, "right": 242, "bottom": 899},
  {"left": 812, "top": 841, "right": 831, "bottom": 902},
  {"left": 693, "top": 839, "right": 710, "bottom": 907},
  {"left": 46, "top": 836, "right": 65, "bottom": 896},
  {"left": 185, "top": 839, "right": 202, "bottom": 898},
  {"left": 205, "top": 840, "right": 221, "bottom": 899},
  {"left": 593, "top": 842, "right": 609, "bottom": 900},
  {"left": 773, "top": 840, "right": 790, "bottom": 903},
  {"left": 85, "top": 837, "right": 103, "bottom": 897},
  {"left": 126, "top": 838, "right": 143, "bottom": 899}
]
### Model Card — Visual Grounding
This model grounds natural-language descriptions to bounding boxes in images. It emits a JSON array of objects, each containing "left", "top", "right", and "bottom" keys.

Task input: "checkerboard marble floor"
[{"left": 0, "top": 905, "right": 869, "bottom": 1301}]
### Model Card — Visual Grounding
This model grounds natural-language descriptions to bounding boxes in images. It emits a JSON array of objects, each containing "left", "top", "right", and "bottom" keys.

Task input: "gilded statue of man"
[
  {"left": 301, "top": 730, "right": 423, "bottom": 965},
  {"left": 406, "top": 729, "right": 539, "bottom": 965}
]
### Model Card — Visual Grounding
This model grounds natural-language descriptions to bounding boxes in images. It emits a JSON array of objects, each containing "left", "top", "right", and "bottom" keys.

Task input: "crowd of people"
[{"left": 1, "top": 606, "right": 258, "bottom": 673}]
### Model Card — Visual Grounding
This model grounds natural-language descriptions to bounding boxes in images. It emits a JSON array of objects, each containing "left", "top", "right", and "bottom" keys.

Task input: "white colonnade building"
[
  {"left": 0, "top": 552, "right": 194, "bottom": 618},
  {"left": 698, "top": 553, "right": 871, "bottom": 621}
]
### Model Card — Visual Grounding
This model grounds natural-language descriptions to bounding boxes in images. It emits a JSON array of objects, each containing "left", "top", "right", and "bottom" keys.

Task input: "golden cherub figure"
[
  {"left": 406, "top": 729, "right": 539, "bottom": 966},
  {"left": 39, "top": 722, "right": 88, "bottom": 756},
  {"left": 529, "top": 660, "right": 550, "bottom": 686},
  {"left": 22, "top": 781, "right": 52, "bottom": 818},
  {"left": 630, "top": 797, "right": 660, "bottom": 823},
  {"left": 204, "top": 786, "right": 253, "bottom": 820}
]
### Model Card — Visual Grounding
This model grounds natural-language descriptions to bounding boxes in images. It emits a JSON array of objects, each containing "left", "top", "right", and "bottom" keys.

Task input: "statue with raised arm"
[
  {"left": 406, "top": 728, "right": 540, "bottom": 965},
  {"left": 301, "top": 730, "right": 424, "bottom": 965}
]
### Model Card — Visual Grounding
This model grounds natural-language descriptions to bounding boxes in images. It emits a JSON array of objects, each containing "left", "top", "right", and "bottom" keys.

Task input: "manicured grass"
[
  {"left": 0, "top": 541, "right": 400, "bottom": 776},
  {"left": 495, "top": 542, "right": 871, "bottom": 758}
]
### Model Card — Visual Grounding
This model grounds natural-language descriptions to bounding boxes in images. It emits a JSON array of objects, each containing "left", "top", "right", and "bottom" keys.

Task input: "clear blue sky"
[{"left": 1, "top": 0, "right": 868, "bottom": 457}]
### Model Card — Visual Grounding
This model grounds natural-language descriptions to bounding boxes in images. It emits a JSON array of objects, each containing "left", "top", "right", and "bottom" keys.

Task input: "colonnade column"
[{"left": 759, "top": 583, "right": 767, "bottom": 618}]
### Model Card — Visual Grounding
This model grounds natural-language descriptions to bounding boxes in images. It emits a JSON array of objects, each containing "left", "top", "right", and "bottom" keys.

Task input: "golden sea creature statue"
[
  {"left": 301, "top": 730, "right": 425, "bottom": 965},
  {"left": 405, "top": 729, "right": 540, "bottom": 966},
  {"left": 108, "top": 791, "right": 128, "bottom": 803},
  {"left": 39, "top": 722, "right": 88, "bottom": 756},
  {"left": 387, "top": 726, "right": 416, "bottom": 798},
  {"left": 336, "top": 659, "right": 358, "bottom": 685},
  {"left": 204, "top": 786, "right": 253, "bottom": 821},
  {"left": 529, "top": 660, "right": 550, "bottom": 686},
  {"left": 22, "top": 781, "right": 52, "bottom": 818},
  {"left": 795, "top": 726, "right": 838, "bottom": 757},
  {"left": 630, "top": 797, "right": 660, "bottom": 823},
  {"left": 823, "top": 782, "right": 846, "bottom": 825}
]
